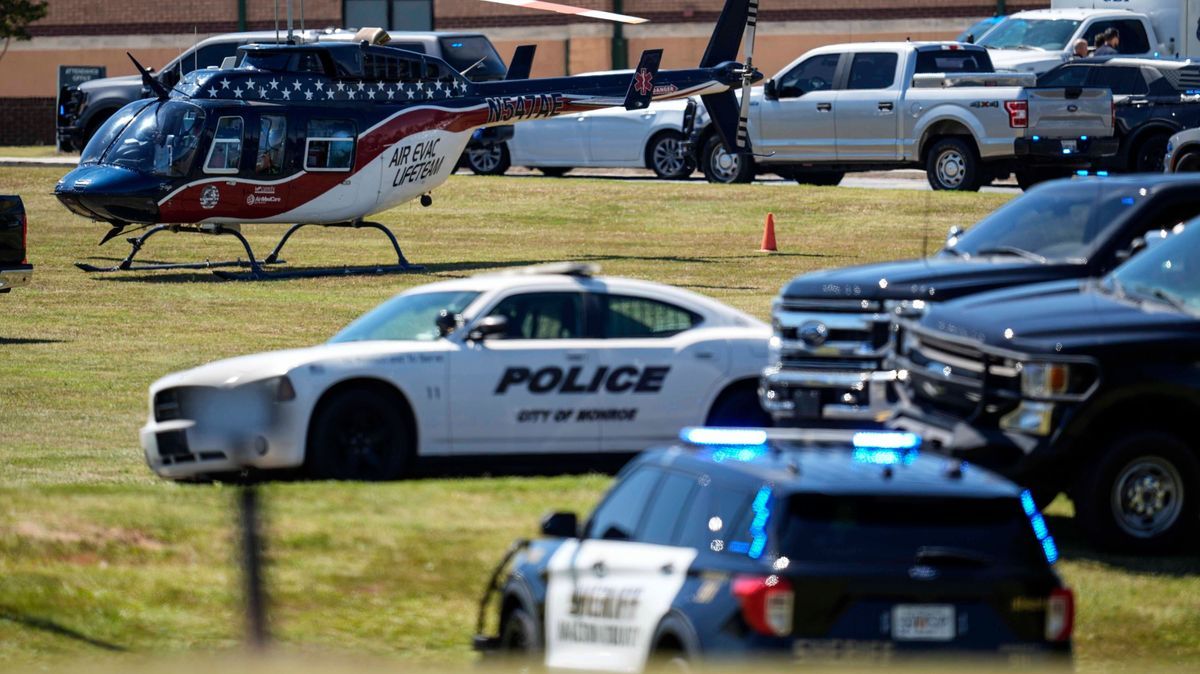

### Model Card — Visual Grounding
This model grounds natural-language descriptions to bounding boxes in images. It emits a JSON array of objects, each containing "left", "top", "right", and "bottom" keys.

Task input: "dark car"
[
  {"left": 763, "top": 174, "right": 1200, "bottom": 426},
  {"left": 474, "top": 428, "right": 1073, "bottom": 669},
  {"left": 0, "top": 196, "right": 32, "bottom": 294},
  {"left": 1032, "top": 58, "right": 1200, "bottom": 183},
  {"left": 890, "top": 219, "right": 1200, "bottom": 553}
]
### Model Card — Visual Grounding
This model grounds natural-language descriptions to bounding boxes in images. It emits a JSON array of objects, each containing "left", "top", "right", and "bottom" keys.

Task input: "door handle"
[
  {"left": 694, "top": 351, "right": 715, "bottom": 360},
  {"left": 592, "top": 561, "right": 606, "bottom": 577},
  {"left": 817, "top": 103, "right": 832, "bottom": 112},
  {"left": 878, "top": 102, "right": 894, "bottom": 112}
]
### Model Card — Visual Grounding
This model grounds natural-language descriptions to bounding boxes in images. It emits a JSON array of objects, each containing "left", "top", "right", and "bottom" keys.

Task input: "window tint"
[
  {"left": 1087, "top": 66, "right": 1148, "bottom": 96},
  {"left": 846, "top": 52, "right": 898, "bottom": 90},
  {"left": 639, "top": 472, "right": 699, "bottom": 545},
  {"left": 305, "top": 119, "right": 356, "bottom": 171},
  {"left": 205, "top": 116, "right": 243, "bottom": 174},
  {"left": 1082, "top": 19, "right": 1150, "bottom": 55},
  {"left": 487, "top": 292, "right": 584, "bottom": 339},
  {"left": 586, "top": 468, "right": 661, "bottom": 540},
  {"left": 676, "top": 480, "right": 752, "bottom": 553},
  {"left": 777, "top": 53, "right": 839, "bottom": 97},
  {"left": 601, "top": 295, "right": 700, "bottom": 338},
  {"left": 439, "top": 35, "right": 507, "bottom": 81},
  {"left": 915, "top": 49, "right": 992, "bottom": 74},
  {"left": 255, "top": 115, "right": 286, "bottom": 175},
  {"left": 1038, "top": 65, "right": 1088, "bottom": 88}
]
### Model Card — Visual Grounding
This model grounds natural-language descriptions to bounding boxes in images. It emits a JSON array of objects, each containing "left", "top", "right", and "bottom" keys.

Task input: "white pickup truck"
[{"left": 691, "top": 42, "right": 1118, "bottom": 191}]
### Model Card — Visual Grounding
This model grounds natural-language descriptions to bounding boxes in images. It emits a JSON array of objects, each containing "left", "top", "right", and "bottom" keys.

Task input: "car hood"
[
  {"left": 77, "top": 75, "right": 144, "bottom": 94},
  {"left": 781, "top": 256, "right": 1082, "bottom": 303},
  {"left": 917, "top": 280, "right": 1200, "bottom": 354},
  {"left": 151, "top": 340, "right": 453, "bottom": 390},
  {"left": 986, "top": 49, "right": 1065, "bottom": 73}
]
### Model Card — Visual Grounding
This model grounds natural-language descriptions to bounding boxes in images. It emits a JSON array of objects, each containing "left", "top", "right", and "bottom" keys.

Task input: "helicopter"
[{"left": 54, "top": 0, "right": 763, "bottom": 279}]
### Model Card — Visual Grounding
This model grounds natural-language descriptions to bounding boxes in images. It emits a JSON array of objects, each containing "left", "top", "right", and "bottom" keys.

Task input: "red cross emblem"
[{"left": 633, "top": 68, "right": 654, "bottom": 96}]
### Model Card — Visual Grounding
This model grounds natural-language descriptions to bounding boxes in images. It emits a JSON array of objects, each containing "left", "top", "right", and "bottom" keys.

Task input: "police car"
[
  {"left": 141, "top": 264, "right": 771, "bottom": 480},
  {"left": 474, "top": 428, "right": 1074, "bottom": 668}
]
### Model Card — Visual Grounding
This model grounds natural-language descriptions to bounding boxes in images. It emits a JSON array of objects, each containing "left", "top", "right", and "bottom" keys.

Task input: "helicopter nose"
[{"left": 55, "top": 165, "right": 162, "bottom": 224}]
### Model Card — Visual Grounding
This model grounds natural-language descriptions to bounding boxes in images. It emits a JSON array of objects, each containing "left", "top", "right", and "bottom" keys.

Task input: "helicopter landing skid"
[{"left": 75, "top": 220, "right": 423, "bottom": 280}]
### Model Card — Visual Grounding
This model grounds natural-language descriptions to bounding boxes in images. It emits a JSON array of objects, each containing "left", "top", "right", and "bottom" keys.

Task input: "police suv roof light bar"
[{"left": 679, "top": 427, "right": 923, "bottom": 450}]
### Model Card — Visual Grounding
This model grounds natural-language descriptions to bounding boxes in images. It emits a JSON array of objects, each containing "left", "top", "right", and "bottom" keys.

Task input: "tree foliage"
[{"left": 0, "top": 0, "right": 48, "bottom": 41}]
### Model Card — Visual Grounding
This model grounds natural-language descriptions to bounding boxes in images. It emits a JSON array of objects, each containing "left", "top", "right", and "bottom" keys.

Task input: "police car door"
[
  {"left": 592, "top": 292, "right": 729, "bottom": 451},
  {"left": 545, "top": 465, "right": 700, "bottom": 672},
  {"left": 449, "top": 290, "right": 602, "bottom": 453}
]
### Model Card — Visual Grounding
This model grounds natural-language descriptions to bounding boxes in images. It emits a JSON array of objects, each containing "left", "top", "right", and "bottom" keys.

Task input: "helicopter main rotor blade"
[{"left": 480, "top": 0, "right": 648, "bottom": 24}]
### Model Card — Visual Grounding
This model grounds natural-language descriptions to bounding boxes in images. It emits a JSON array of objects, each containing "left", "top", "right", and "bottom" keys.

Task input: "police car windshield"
[
  {"left": 1109, "top": 222, "right": 1200, "bottom": 315},
  {"left": 943, "top": 181, "right": 1137, "bottom": 263},
  {"left": 329, "top": 291, "right": 481, "bottom": 342},
  {"left": 101, "top": 101, "right": 207, "bottom": 177},
  {"left": 977, "top": 18, "right": 1080, "bottom": 50},
  {"left": 777, "top": 495, "right": 1044, "bottom": 567}
]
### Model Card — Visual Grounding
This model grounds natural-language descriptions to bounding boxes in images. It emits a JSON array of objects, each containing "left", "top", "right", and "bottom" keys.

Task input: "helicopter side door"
[{"left": 243, "top": 112, "right": 291, "bottom": 218}]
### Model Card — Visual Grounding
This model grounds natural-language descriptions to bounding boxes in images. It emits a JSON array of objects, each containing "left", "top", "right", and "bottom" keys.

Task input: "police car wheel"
[
  {"left": 465, "top": 143, "right": 511, "bottom": 176},
  {"left": 1075, "top": 430, "right": 1199, "bottom": 553},
  {"left": 306, "top": 386, "right": 412, "bottom": 481},
  {"left": 499, "top": 606, "right": 542, "bottom": 654},
  {"left": 925, "top": 137, "right": 981, "bottom": 191},
  {"left": 706, "top": 385, "right": 771, "bottom": 428}
]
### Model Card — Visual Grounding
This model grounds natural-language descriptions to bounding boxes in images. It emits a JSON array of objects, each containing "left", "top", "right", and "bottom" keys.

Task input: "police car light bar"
[
  {"left": 1021, "top": 489, "right": 1061, "bottom": 565},
  {"left": 679, "top": 427, "right": 923, "bottom": 449}
]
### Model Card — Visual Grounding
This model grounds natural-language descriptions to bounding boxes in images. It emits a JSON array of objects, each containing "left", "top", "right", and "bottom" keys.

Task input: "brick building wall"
[{"left": 0, "top": 99, "right": 56, "bottom": 146}]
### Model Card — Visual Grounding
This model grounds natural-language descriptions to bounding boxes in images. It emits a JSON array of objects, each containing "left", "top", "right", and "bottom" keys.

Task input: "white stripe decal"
[{"left": 480, "top": 0, "right": 648, "bottom": 24}]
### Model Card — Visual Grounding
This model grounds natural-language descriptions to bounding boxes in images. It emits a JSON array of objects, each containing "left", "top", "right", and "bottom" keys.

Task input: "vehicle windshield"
[
  {"left": 439, "top": 36, "right": 506, "bottom": 81},
  {"left": 977, "top": 18, "right": 1080, "bottom": 50},
  {"left": 100, "top": 101, "right": 207, "bottom": 177},
  {"left": 329, "top": 291, "right": 481, "bottom": 342},
  {"left": 79, "top": 99, "right": 155, "bottom": 165},
  {"left": 1107, "top": 222, "right": 1200, "bottom": 315},
  {"left": 943, "top": 181, "right": 1142, "bottom": 264},
  {"left": 957, "top": 17, "right": 1003, "bottom": 43},
  {"left": 776, "top": 494, "right": 1045, "bottom": 567}
]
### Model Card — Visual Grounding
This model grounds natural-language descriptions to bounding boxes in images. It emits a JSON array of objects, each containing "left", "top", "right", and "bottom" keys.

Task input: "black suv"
[
  {"left": 891, "top": 219, "right": 1200, "bottom": 553},
  {"left": 474, "top": 428, "right": 1073, "bottom": 669}
]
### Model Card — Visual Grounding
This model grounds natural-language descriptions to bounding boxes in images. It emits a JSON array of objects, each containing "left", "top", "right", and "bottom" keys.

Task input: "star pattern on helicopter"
[{"left": 191, "top": 72, "right": 470, "bottom": 104}]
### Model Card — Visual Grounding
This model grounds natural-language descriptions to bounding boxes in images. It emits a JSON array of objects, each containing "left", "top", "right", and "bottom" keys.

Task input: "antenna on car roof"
[
  {"left": 274, "top": 0, "right": 280, "bottom": 44},
  {"left": 300, "top": 0, "right": 306, "bottom": 33}
]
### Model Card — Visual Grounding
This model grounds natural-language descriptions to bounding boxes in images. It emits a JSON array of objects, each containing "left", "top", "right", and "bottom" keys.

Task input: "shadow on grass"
[
  {"left": 0, "top": 606, "right": 125, "bottom": 651},
  {"left": 0, "top": 337, "right": 69, "bottom": 345},
  {"left": 1045, "top": 514, "right": 1200, "bottom": 577}
]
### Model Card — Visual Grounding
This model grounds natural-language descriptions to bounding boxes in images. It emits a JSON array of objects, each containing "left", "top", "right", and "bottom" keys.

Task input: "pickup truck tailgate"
[{"left": 1026, "top": 87, "right": 1113, "bottom": 138}]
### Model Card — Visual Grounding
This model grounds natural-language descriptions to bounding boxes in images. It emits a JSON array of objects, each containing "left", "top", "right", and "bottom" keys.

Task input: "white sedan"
[
  {"left": 141, "top": 264, "right": 770, "bottom": 480},
  {"left": 463, "top": 76, "right": 695, "bottom": 180}
]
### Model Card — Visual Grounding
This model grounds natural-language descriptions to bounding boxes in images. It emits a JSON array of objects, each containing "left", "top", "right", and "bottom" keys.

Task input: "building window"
[{"left": 345, "top": 0, "right": 433, "bottom": 31}]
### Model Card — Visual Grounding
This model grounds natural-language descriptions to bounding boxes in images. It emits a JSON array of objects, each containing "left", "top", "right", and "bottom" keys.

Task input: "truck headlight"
[
  {"left": 1018, "top": 361, "right": 1097, "bottom": 400},
  {"left": 1000, "top": 401, "right": 1056, "bottom": 436}
]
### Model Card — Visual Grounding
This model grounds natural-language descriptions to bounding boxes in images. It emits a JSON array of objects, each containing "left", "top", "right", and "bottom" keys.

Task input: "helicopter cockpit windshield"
[{"left": 95, "top": 101, "right": 207, "bottom": 178}]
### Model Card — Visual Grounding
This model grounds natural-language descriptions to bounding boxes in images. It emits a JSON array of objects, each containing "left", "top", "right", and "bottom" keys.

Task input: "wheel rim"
[
  {"left": 1139, "top": 139, "right": 1167, "bottom": 172},
  {"left": 935, "top": 149, "right": 966, "bottom": 188},
  {"left": 709, "top": 143, "right": 741, "bottom": 182},
  {"left": 468, "top": 146, "right": 503, "bottom": 172},
  {"left": 1111, "top": 456, "right": 1184, "bottom": 538},
  {"left": 653, "top": 137, "right": 684, "bottom": 177},
  {"left": 333, "top": 408, "right": 393, "bottom": 476}
]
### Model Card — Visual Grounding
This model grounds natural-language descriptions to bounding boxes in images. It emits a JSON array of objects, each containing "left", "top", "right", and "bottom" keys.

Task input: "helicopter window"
[
  {"left": 204, "top": 116, "right": 244, "bottom": 174},
  {"left": 304, "top": 119, "right": 356, "bottom": 172},
  {"left": 363, "top": 51, "right": 423, "bottom": 83},
  {"left": 256, "top": 115, "right": 287, "bottom": 175},
  {"left": 240, "top": 51, "right": 293, "bottom": 72},
  {"left": 104, "top": 101, "right": 206, "bottom": 177}
]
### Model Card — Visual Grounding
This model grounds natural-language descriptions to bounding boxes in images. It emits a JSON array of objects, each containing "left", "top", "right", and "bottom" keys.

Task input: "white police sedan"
[{"left": 141, "top": 264, "right": 771, "bottom": 480}]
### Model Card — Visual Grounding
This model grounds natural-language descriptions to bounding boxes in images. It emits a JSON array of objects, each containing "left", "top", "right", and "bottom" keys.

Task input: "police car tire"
[
  {"left": 706, "top": 384, "right": 771, "bottom": 428},
  {"left": 1074, "top": 430, "right": 1199, "bottom": 553},
  {"left": 499, "top": 606, "right": 542, "bottom": 654},
  {"left": 305, "top": 385, "right": 412, "bottom": 481},
  {"left": 925, "top": 137, "right": 982, "bottom": 192},
  {"left": 650, "top": 613, "right": 700, "bottom": 664},
  {"left": 1133, "top": 133, "right": 1170, "bottom": 173}
]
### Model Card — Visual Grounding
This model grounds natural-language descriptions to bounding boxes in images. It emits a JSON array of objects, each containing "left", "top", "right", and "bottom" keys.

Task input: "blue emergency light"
[
  {"left": 681, "top": 427, "right": 768, "bottom": 446},
  {"left": 1021, "top": 489, "right": 1060, "bottom": 564}
]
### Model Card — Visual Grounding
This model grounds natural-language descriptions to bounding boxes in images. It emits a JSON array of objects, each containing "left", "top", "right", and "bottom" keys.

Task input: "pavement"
[{"left": 1, "top": 155, "right": 1021, "bottom": 192}]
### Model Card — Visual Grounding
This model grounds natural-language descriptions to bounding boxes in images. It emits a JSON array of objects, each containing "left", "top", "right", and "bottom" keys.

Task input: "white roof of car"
[
  {"left": 1010, "top": 8, "right": 1136, "bottom": 21},
  {"left": 1098, "top": 57, "right": 1197, "bottom": 69}
]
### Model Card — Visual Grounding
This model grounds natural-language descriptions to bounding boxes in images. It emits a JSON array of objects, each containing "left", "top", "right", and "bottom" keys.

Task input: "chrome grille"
[{"left": 773, "top": 302, "right": 891, "bottom": 368}]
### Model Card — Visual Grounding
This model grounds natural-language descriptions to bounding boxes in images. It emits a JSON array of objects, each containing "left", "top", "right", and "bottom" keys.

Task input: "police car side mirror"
[
  {"left": 435, "top": 309, "right": 462, "bottom": 338},
  {"left": 541, "top": 511, "right": 578, "bottom": 538},
  {"left": 468, "top": 315, "right": 508, "bottom": 342}
]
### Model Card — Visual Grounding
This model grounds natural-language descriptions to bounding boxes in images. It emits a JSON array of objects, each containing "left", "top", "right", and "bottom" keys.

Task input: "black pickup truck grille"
[{"left": 898, "top": 329, "right": 1021, "bottom": 418}]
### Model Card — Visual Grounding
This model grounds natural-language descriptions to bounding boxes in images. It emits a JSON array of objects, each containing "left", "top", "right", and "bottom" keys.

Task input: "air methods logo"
[
  {"left": 633, "top": 68, "right": 654, "bottom": 96},
  {"left": 200, "top": 185, "right": 220, "bottom": 209}
]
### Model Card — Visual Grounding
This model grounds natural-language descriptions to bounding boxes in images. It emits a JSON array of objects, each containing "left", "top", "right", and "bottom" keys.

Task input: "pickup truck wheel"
[
  {"left": 794, "top": 171, "right": 844, "bottom": 186},
  {"left": 925, "top": 138, "right": 981, "bottom": 191},
  {"left": 464, "top": 143, "right": 510, "bottom": 175},
  {"left": 499, "top": 606, "right": 542, "bottom": 654},
  {"left": 647, "top": 130, "right": 691, "bottom": 179},
  {"left": 1074, "top": 430, "right": 1198, "bottom": 553},
  {"left": 702, "top": 135, "right": 753, "bottom": 184},
  {"left": 1132, "top": 133, "right": 1169, "bottom": 173},
  {"left": 306, "top": 386, "right": 412, "bottom": 481}
]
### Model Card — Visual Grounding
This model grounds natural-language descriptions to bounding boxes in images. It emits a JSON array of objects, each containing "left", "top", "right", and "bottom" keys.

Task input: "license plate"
[
  {"left": 791, "top": 389, "right": 822, "bottom": 418},
  {"left": 1061, "top": 140, "right": 1078, "bottom": 151},
  {"left": 891, "top": 604, "right": 955, "bottom": 641}
]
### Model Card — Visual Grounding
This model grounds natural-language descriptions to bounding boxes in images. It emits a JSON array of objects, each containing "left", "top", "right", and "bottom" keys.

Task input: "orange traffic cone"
[{"left": 760, "top": 212, "right": 778, "bottom": 252}]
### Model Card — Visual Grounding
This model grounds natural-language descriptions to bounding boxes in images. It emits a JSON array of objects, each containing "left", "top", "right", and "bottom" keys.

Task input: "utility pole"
[
  {"left": 996, "top": 0, "right": 1006, "bottom": 16},
  {"left": 238, "top": 484, "right": 270, "bottom": 649},
  {"left": 612, "top": 0, "right": 628, "bottom": 70}
]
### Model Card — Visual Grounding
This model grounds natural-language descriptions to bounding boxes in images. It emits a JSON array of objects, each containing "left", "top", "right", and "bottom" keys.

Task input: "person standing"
[
  {"left": 1071, "top": 38, "right": 1090, "bottom": 59},
  {"left": 1095, "top": 28, "right": 1119, "bottom": 56}
]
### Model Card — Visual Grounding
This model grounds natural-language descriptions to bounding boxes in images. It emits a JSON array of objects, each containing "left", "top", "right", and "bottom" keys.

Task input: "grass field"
[{"left": 1, "top": 166, "right": 1197, "bottom": 671}]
